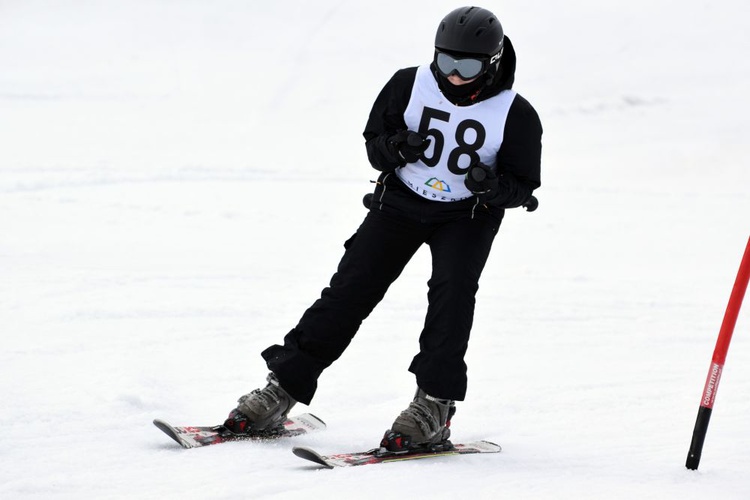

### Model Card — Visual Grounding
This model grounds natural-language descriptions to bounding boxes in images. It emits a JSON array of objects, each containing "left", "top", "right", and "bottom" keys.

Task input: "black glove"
[
  {"left": 388, "top": 130, "right": 430, "bottom": 164},
  {"left": 464, "top": 162, "right": 498, "bottom": 200}
]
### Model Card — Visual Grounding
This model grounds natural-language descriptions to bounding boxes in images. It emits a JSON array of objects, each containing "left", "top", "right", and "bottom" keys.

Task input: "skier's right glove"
[{"left": 388, "top": 130, "right": 430, "bottom": 164}]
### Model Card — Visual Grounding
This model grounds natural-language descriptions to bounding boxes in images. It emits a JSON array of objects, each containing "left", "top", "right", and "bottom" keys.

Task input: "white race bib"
[{"left": 396, "top": 65, "right": 516, "bottom": 202}]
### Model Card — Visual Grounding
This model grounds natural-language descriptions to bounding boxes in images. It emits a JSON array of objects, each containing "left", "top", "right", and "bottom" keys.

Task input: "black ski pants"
[{"left": 262, "top": 174, "right": 502, "bottom": 405}]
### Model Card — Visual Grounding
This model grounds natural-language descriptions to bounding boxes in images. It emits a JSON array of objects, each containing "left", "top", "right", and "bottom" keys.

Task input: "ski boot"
[
  {"left": 381, "top": 388, "right": 456, "bottom": 453},
  {"left": 223, "top": 372, "right": 297, "bottom": 436}
]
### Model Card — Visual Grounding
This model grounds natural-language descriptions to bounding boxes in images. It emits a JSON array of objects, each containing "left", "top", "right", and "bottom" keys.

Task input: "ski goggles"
[{"left": 434, "top": 50, "right": 502, "bottom": 80}]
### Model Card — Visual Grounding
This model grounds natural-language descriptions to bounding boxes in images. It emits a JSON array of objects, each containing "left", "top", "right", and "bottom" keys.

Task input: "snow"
[{"left": 2, "top": 0, "right": 749, "bottom": 498}]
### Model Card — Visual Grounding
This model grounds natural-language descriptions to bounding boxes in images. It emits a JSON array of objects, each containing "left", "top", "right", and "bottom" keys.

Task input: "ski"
[
  {"left": 153, "top": 413, "right": 326, "bottom": 449},
  {"left": 292, "top": 440, "right": 501, "bottom": 468}
]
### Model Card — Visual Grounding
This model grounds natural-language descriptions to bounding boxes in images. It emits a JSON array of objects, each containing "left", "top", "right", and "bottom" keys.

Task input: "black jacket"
[{"left": 362, "top": 36, "right": 542, "bottom": 209}]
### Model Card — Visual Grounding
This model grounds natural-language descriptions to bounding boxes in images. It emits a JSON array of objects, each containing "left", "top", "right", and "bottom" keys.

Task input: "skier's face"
[{"left": 446, "top": 74, "right": 478, "bottom": 85}]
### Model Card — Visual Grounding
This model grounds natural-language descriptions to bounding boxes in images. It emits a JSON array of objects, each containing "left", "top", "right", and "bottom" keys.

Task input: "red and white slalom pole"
[{"left": 686, "top": 235, "right": 750, "bottom": 470}]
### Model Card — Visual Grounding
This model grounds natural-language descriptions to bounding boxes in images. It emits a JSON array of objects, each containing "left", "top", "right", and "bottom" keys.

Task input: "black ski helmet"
[{"left": 435, "top": 6, "right": 504, "bottom": 58}]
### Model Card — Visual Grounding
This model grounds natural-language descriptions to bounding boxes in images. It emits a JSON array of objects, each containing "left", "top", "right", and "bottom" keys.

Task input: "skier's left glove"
[{"left": 464, "top": 162, "right": 498, "bottom": 201}]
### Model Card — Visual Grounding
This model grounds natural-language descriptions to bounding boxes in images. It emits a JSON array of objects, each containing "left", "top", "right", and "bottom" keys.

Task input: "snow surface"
[{"left": 2, "top": 1, "right": 750, "bottom": 498}]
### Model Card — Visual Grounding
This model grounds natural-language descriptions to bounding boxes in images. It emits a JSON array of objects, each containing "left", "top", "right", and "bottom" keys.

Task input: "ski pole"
[{"left": 685, "top": 235, "right": 750, "bottom": 470}]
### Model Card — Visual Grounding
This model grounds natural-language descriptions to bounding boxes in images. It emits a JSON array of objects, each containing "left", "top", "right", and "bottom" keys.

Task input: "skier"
[{"left": 224, "top": 6, "right": 542, "bottom": 451}]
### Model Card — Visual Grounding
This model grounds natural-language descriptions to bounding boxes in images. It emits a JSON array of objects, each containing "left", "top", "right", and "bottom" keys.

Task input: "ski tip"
[
  {"left": 292, "top": 446, "right": 334, "bottom": 469},
  {"left": 153, "top": 418, "right": 173, "bottom": 432},
  {"left": 153, "top": 419, "right": 192, "bottom": 449},
  {"left": 305, "top": 413, "right": 327, "bottom": 427},
  {"left": 465, "top": 440, "right": 502, "bottom": 453}
]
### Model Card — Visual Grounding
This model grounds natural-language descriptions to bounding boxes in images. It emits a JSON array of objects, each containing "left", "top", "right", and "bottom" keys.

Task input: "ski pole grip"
[
  {"left": 523, "top": 196, "right": 539, "bottom": 212},
  {"left": 469, "top": 165, "right": 487, "bottom": 182}
]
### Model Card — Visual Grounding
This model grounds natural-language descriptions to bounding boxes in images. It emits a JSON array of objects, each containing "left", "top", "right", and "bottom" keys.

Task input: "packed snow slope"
[{"left": 1, "top": 1, "right": 749, "bottom": 498}]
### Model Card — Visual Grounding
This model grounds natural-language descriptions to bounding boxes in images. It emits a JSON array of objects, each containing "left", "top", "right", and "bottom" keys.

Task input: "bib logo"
[{"left": 425, "top": 177, "right": 452, "bottom": 193}]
